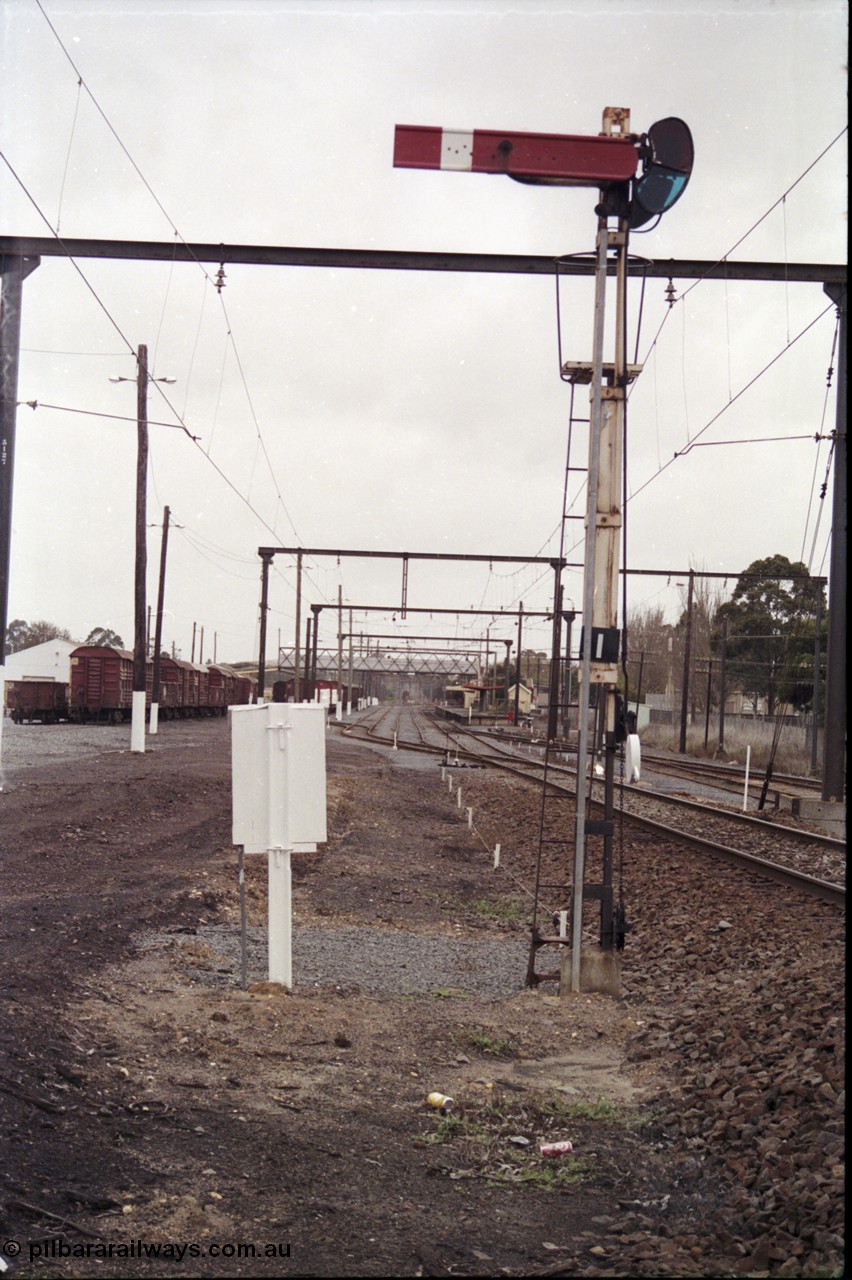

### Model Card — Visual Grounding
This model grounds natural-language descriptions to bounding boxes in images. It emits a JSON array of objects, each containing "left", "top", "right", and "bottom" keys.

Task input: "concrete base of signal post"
[
  {"left": 782, "top": 796, "right": 846, "bottom": 839},
  {"left": 559, "top": 946, "right": 622, "bottom": 998}
]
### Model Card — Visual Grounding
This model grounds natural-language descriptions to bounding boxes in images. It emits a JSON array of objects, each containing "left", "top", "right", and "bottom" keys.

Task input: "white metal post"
[{"left": 267, "top": 848, "right": 293, "bottom": 987}]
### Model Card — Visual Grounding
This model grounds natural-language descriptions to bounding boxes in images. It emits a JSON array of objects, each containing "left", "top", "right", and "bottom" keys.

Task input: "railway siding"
[{"left": 341, "top": 706, "right": 846, "bottom": 897}]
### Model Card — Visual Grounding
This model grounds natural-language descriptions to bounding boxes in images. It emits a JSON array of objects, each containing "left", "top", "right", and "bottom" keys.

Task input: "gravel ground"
[
  {"left": 1, "top": 712, "right": 845, "bottom": 1278},
  {"left": 141, "top": 922, "right": 531, "bottom": 998}
]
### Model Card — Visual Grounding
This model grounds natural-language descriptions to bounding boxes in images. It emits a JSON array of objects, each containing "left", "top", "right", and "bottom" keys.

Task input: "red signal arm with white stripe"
[{"left": 393, "top": 124, "right": 637, "bottom": 186}]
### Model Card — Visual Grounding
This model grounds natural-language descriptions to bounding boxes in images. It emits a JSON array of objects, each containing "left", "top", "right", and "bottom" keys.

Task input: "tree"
[
  {"left": 623, "top": 605, "right": 672, "bottom": 698},
  {"left": 4, "top": 618, "right": 28, "bottom": 655},
  {"left": 85, "top": 626, "right": 125, "bottom": 649},
  {"left": 5, "top": 620, "right": 73, "bottom": 654},
  {"left": 625, "top": 571, "right": 723, "bottom": 713},
  {"left": 712, "top": 556, "right": 825, "bottom": 716}
]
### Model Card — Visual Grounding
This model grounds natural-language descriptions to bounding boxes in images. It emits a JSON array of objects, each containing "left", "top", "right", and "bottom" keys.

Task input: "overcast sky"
[{"left": 1, "top": 0, "right": 847, "bottom": 667}]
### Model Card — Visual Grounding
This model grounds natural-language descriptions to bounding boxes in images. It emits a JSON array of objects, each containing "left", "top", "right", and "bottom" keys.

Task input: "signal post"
[{"left": 394, "top": 107, "right": 693, "bottom": 994}]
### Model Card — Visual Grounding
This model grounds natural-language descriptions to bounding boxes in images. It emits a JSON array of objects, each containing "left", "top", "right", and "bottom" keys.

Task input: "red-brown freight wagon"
[
  {"left": 232, "top": 673, "right": 257, "bottom": 706},
  {"left": 155, "top": 656, "right": 199, "bottom": 718},
  {"left": 7, "top": 679, "right": 70, "bottom": 725},
  {"left": 206, "top": 663, "right": 249, "bottom": 713},
  {"left": 69, "top": 645, "right": 152, "bottom": 723}
]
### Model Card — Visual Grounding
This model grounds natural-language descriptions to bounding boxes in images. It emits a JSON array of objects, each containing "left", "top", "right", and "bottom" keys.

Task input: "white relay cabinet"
[
  {"left": 231, "top": 702, "right": 327, "bottom": 852},
  {"left": 230, "top": 703, "right": 327, "bottom": 986}
]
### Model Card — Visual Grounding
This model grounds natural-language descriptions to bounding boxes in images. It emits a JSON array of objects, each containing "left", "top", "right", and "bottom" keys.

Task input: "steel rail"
[
  {"left": 638, "top": 749, "right": 825, "bottom": 795},
  {"left": 450, "top": 721, "right": 846, "bottom": 853},
  {"left": 442, "top": 718, "right": 844, "bottom": 850},
  {"left": 337, "top": 713, "right": 846, "bottom": 906}
]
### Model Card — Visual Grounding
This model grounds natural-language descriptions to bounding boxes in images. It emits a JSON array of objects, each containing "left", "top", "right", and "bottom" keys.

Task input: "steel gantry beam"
[
  {"left": 298, "top": 605, "right": 553, "bottom": 715},
  {"left": 257, "top": 547, "right": 566, "bottom": 697},
  {"left": 0, "top": 237, "right": 844, "bottom": 284},
  {"left": 1, "top": 236, "right": 844, "bottom": 787}
]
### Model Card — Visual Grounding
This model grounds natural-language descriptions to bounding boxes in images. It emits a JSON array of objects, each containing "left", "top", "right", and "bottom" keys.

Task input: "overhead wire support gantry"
[{"left": 255, "top": 545, "right": 567, "bottom": 700}]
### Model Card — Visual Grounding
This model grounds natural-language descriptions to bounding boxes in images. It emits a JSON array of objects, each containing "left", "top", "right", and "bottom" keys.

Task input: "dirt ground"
[{"left": 0, "top": 718, "right": 759, "bottom": 1277}]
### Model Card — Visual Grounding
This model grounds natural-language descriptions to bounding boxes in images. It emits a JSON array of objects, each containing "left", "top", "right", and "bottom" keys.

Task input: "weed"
[
  {"left": 540, "top": 1094, "right": 638, "bottom": 1125},
  {"left": 420, "top": 1090, "right": 638, "bottom": 1191},
  {"left": 455, "top": 1027, "right": 517, "bottom": 1058},
  {"left": 489, "top": 1155, "right": 595, "bottom": 1190},
  {"left": 436, "top": 892, "right": 530, "bottom": 928},
  {"left": 429, "top": 1112, "right": 469, "bottom": 1142},
  {"left": 467, "top": 896, "right": 529, "bottom": 925}
]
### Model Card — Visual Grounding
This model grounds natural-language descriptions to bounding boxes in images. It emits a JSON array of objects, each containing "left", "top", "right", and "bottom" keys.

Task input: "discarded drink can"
[
  {"left": 427, "top": 1092, "right": 454, "bottom": 1113},
  {"left": 540, "top": 1140, "right": 573, "bottom": 1157}
]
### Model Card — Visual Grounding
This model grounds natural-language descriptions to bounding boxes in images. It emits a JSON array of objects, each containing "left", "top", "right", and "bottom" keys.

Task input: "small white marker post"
[
  {"left": 493, "top": 843, "right": 501, "bottom": 868},
  {"left": 743, "top": 745, "right": 751, "bottom": 812},
  {"left": 456, "top": 787, "right": 463, "bottom": 810},
  {"left": 467, "top": 806, "right": 473, "bottom": 829}
]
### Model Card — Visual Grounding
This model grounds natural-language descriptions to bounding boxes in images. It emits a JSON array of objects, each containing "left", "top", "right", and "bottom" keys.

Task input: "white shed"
[
  {"left": 3, "top": 639, "right": 77, "bottom": 686},
  {"left": 508, "top": 683, "right": 536, "bottom": 714}
]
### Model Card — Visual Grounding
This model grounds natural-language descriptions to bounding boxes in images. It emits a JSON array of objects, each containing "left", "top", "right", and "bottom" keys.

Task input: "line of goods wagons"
[{"left": 6, "top": 645, "right": 256, "bottom": 724}]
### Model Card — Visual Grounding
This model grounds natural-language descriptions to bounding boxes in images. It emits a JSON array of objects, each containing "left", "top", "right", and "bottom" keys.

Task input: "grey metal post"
[
  {"left": 821, "top": 285, "right": 846, "bottom": 801},
  {"left": 257, "top": 550, "right": 273, "bottom": 699},
  {"left": 337, "top": 586, "right": 343, "bottom": 711},
  {"left": 570, "top": 213, "right": 610, "bottom": 991},
  {"left": 678, "top": 570, "right": 695, "bottom": 752},
  {"left": 303, "top": 615, "right": 312, "bottom": 701},
  {"left": 513, "top": 602, "right": 523, "bottom": 726},
  {"left": 718, "top": 616, "right": 728, "bottom": 752},
  {"left": 547, "top": 574, "right": 563, "bottom": 740},
  {"left": 0, "top": 255, "right": 39, "bottom": 673},
  {"left": 634, "top": 651, "right": 645, "bottom": 723},
  {"left": 151, "top": 504, "right": 170, "bottom": 721},
  {"left": 811, "top": 593, "right": 821, "bottom": 775},
  {"left": 131, "top": 345, "right": 149, "bottom": 752},
  {"left": 310, "top": 606, "right": 321, "bottom": 695},
  {"left": 294, "top": 550, "right": 302, "bottom": 702},
  {"left": 562, "top": 610, "right": 575, "bottom": 739},
  {"left": 704, "top": 660, "right": 713, "bottom": 748}
]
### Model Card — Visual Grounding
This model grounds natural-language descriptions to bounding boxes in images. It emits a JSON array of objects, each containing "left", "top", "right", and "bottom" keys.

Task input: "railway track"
[
  {"left": 340, "top": 702, "right": 846, "bottom": 907},
  {"left": 456, "top": 718, "right": 824, "bottom": 805}
]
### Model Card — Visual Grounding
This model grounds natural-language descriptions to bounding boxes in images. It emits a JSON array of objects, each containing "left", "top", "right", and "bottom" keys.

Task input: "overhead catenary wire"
[
  {"left": 13, "top": 8, "right": 847, "bottom": 632},
  {"left": 9, "top": 398, "right": 198, "bottom": 434},
  {"left": 632, "top": 124, "right": 847, "bottom": 376},
  {"left": 627, "top": 301, "right": 836, "bottom": 506},
  {"left": 799, "top": 308, "right": 841, "bottom": 566},
  {"left": 55, "top": 75, "right": 82, "bottom": 235},
  {"left": 678, "top": 124, "right": 847, "bottom": 307},
  {"left": 0, "top": 146, "right": 330, "bottom": 606},
  {"left": 27, "top": 2, "right": 310, "bottom": 556}
]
